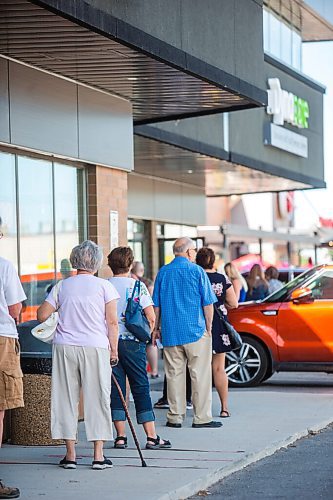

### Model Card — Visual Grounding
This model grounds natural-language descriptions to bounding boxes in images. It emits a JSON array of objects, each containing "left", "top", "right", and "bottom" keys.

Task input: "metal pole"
[{"left": 314, "top": 244, "right": 318, "bottom": 265}]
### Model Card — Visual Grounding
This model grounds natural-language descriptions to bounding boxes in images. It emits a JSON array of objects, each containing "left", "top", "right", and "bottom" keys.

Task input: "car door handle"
[{"left": 261, "top": 310, "right": 278, "bottom": 316}]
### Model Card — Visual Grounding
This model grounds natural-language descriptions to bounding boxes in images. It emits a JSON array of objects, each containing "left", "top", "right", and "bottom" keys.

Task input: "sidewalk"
[{"left": 2, "top": 381, "right": 333, "bottom": 500}]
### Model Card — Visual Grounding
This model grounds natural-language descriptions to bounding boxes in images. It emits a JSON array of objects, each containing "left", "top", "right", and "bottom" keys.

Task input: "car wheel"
[
  {"left": 225, "top": 336, "right": 268, "bottom": 387},
  {"left": 261, "top": 367, "right": 274, "bottom": 382}
]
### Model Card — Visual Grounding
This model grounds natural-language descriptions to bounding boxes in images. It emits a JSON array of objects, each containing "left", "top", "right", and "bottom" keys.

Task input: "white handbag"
[{"left": 31, "top": 280, "right": 63, "bottom": 344}]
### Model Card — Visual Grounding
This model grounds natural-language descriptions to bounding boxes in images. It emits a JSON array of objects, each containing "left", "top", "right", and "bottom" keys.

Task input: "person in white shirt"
[
  {"left": 265, "top": 266, "right": 284, "bottom": 295},
  {"left": 0, "top": 217, "right": 26, "bottom": 499},
  {"left": 108, "top": 246, "right": 171, "bottom": 450},
  {"left": 38, "top": 240, "right": 119, "bottom": 470}
]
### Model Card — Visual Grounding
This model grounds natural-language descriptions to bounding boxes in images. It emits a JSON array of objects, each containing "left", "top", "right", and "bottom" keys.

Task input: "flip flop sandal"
[
  {"left": 220, "top": 410, "right": 231, "bottom": 418},
  {"left": 145, "top": 435, "right": 172, "bottom": 450},
  {"left": 114, "top": 436, "right": 128, "bottom": 449}
]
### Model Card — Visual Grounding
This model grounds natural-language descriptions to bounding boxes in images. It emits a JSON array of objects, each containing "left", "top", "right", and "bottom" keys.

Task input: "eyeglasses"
[{"left": 187, "top": 247, "right": 197, "bottom": 253}]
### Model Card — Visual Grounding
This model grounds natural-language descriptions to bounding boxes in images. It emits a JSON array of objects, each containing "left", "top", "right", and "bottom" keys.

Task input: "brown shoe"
[{"left": 0, "top": 480, "right": 20, "bottom": 499}]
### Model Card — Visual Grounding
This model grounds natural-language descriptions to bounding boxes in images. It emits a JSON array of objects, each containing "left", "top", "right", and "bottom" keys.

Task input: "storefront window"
[
  {"left": 18, "top": 156, "right": 55, "bottom": 320},
  {"left": 157, "top": 223, "right": 200, "bottom": 267},
  {"left": 263, "top": 8, "right": 302, "bottom": 71},
  {"left": 281, "top": 23, "right": 292, "bottom": 66},
  {"left": 18, "top": 156, "right": 54, "bottom": 276},
  {"left": 0, "top": 152, "right": 17, "bottom": 267},
  {"left": 0, "top": 150, "right": 87, "bottom": 322},
  {"left": 163, "top": 224, "right": 198, "bottom": 239},
  {"left": 292, "top": 31, "right": 302, "bottom": 70},
  {"left": 269, "top": 12, "right": 281, "bottom": 60},
  {"left": 127, "top": 219, "right": 148, "bottom": 271},
  {"left": 54, "top": 163, "right": 86, "bottom": 279}
]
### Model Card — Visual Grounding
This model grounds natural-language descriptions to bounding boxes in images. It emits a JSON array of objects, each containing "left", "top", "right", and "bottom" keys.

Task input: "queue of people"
[{"left": 1, "top": 216, "right": 286, "bottom": 494}]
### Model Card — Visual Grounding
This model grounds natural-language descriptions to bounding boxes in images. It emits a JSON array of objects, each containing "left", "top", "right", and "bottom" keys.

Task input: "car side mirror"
[{"left": 291, "top": 287, "right": 313, "bottom": 304}]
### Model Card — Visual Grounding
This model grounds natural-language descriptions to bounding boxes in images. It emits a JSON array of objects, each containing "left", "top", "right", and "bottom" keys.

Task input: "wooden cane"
[{"left": 111, "top": 372, "right": 147, "bottom": 467}]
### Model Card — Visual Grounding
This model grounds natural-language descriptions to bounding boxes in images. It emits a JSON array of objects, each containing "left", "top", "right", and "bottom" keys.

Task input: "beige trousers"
[
  {"left": 163, "top": 331, "right": 212, "bottom": 425},
  {"left": 51, "top": 344, "right": 113, "bottom": 441}
]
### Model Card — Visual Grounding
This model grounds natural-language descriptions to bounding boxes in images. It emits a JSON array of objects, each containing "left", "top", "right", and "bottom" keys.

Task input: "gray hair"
[
  {"left": 173, "top": 237, "right": 195, "bottom": 255},
  {"left": 70, "top": 240, "right": 103, "bottom": 273}
]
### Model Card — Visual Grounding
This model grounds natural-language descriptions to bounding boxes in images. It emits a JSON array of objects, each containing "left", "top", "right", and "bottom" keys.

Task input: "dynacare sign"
[
  {"left": 267, "top": 78, "right": 309, "bottom": 129},
  {"left": 264, "top": 123, "right": 308, "bottom": 158}
]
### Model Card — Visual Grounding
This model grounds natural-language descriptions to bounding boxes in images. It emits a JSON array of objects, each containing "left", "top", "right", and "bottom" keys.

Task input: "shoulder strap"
[{"left": 131, "top": 279, "right": 141, "bottom": 299}]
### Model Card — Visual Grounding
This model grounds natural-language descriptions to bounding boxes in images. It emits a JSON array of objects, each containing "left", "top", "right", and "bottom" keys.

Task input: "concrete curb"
[{"left": 158, "top": 417, "right": 333, "bottom": 500}]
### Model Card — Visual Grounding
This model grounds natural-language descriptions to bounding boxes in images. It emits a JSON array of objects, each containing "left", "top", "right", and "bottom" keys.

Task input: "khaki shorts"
[{"left": 0, "top": 336, "right": 24, "bottom": 411}]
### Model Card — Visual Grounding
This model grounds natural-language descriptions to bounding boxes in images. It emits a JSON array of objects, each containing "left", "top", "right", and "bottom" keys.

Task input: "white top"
[
  {"left": 268, "top": 278, "right": 283, "bottom": 295},
  {"left": 0, "top": 257, "right": 27, "bottom": 338},
  {"left": 46, "top": 274, "right": 120, "bottom": 349},
  {"left": 108, "top": 277, "right": 153, "bottom": 341}
]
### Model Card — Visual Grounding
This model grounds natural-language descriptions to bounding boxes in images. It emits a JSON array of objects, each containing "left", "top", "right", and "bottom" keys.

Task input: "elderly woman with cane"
[
  {"left": 108, "top": 246, "right": 171, "bottom": 450},
  {"left": 37, "top": 240, "right": 120, "bottom": 470}
]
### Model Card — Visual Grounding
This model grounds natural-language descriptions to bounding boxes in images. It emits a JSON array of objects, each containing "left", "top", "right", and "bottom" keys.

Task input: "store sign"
[
  {"left": 264, "top": 123, "right": 308, "bottom": 158},
  {"left": 267, "top": 78, "right": 309, "bottom": 129}
]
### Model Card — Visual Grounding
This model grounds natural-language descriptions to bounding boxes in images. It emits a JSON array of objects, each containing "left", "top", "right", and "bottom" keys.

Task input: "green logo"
[
  {"left": 294, "top": 96, "right": 309, "bottom": 129},
  {"left": 267, "top": 78, "right": 309, "bottom": 129}
]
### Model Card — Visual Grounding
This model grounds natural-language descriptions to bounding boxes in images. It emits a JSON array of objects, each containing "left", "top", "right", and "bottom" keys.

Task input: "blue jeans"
[{"left": 111, "top": 339, "right": 155, "bottom": 424}]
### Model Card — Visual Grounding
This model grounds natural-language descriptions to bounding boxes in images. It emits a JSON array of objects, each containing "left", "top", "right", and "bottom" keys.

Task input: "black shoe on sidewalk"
[
  {"left": 0, "top": 480, "right": 20, "bottom": 499},
  {"left": 154, "top": 398, "right": 170, "bottom": 409},
  {"left": 192, "top": 421, "right": 223, "bottom": 428},
  {"left": 59, "top": 457, "right": 77, "bottom": 469},
  {"left": 166, "top": 422, "right": 182, "bottom": 428},
  {"left": 92, "top": 456, "right": 113, "bottom": 470}
]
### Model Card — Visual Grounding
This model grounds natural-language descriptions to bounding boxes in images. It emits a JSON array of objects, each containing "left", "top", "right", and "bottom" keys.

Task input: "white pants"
[{"left": 51, "top": 344, "right": 113, "bottom": 441}]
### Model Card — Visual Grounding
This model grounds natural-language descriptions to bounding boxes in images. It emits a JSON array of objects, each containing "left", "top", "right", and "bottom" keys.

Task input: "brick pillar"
[{"left": 87, "top": 165, "right": 128, "bottom": 278}]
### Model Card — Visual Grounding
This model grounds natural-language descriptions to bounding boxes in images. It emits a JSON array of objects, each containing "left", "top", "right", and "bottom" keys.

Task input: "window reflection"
[
  {"left": 18, "top": 156, "right": 55, "bottom": 321},
  {"left": 292, "top": 31, "right": 302, "bottom": 70},
  {"left": 54, "top": 164, "right": 85, "bottom": 280},
  {"left": 127, "top": 219, "right": 146, "bottom": 270},
  {"left": 269, "top": 13, "right": 281, "bottom": 60},
  {"left": 0, "top": 152, "right": 17, "bottom": 267},
  {"left": 263, "top": 8, "right": 302, "bottom": 71},
  {"left": 0, "top": 152, "right": 86, "bottom": 322},
  {"left": 281, "top": 23, "right": 292, "bottom": 66}
]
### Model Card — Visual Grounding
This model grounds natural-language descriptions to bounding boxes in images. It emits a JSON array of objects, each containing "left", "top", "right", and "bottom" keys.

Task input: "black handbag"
[
  {"left": 125, "top": 280, "right": 151, "bottom": 343},
  {"left": 214, "top": 304, "right": 243, "bottom": 351}
]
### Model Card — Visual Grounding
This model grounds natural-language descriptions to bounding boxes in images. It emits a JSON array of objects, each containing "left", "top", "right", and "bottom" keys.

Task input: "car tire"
[
  {"left": 261, "top": 367, "right": 274, "bottom": 382},
  {"left": 225, "top": 335, "right": 269, "bottom": 388}
]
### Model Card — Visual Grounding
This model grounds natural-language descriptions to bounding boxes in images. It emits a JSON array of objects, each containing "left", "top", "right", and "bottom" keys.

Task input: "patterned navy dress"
[{"left": 207, "top": 272, "right": 232, "bottom": 354}]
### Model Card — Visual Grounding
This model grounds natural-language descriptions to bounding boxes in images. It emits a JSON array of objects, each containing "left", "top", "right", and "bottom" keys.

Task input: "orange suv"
[{"left": 227, "top": 264, "right": 333, "bottom": 387}]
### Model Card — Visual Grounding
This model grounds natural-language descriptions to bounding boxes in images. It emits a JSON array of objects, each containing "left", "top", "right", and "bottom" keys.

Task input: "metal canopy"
[
  {"left": 0, "top": 0, "right": 266, "bottom": 124},
  {"left": 134, "top": 133, "right": 311, "bottom": 196}
]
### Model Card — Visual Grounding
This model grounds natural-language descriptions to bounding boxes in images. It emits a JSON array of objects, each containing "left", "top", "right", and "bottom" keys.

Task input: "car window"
[
  {"left": 263, "top": 268, "right": 319, "bottom": 303},
  {"left": 307, "top": 270, "right": 333, "bottom": 300}
]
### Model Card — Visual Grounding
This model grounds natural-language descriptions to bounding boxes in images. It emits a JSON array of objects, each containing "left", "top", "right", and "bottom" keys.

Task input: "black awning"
[
  {"left": 134, "top": 126, "right": 322, "bottom": 195},
  {"left": 0, "top": 0, "right": 267, "bottom": 124}
]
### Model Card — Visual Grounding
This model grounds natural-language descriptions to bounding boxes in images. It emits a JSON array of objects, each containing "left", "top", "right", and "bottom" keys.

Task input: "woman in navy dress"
[{"left": 196, "top": 248, "right": 238, "bottom": 418}]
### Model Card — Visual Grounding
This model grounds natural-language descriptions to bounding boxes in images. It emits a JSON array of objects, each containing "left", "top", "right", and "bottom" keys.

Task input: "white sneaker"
[{"left": 92, "top": 456, "right": 113, "bottom": 470}]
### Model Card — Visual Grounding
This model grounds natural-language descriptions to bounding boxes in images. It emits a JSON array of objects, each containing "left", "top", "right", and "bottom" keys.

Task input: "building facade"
[{"left": 0, "top": 0, "right": 331, "bottom": 317}]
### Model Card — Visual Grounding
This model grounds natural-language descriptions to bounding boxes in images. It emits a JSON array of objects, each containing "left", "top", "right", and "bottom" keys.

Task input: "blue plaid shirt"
[{"left": 153, "top": 257, "right": 217, "bottom": 347}]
